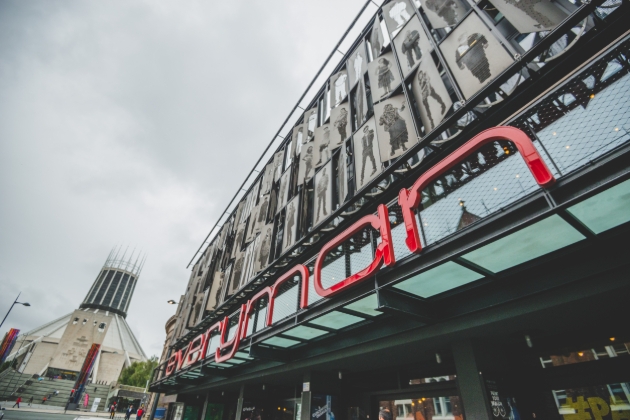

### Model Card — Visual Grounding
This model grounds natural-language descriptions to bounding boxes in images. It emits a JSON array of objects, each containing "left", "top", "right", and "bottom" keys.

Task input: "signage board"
[{"left": 166, "top": 127, "right": 555, "bottom": 376}]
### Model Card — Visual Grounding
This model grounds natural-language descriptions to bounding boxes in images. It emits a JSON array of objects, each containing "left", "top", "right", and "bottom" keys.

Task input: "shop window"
[
  {"left": 380, "top": 396, "right": 463, "bottom": 420},
  {"left": 551, "top": 382, "right": 630, "bottom": 419},
  {"left": 540, "top": 340, "right": 629, "bottom": 368}
]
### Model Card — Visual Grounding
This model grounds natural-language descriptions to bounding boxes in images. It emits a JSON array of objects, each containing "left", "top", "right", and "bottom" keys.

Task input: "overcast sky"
[{"left": 0, "top": 0, "right": 377, "bottom": 358}]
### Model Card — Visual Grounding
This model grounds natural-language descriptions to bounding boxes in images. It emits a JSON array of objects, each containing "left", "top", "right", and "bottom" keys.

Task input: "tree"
[{"left": 118, "top": 356, "right": 158, "bottom": 388}]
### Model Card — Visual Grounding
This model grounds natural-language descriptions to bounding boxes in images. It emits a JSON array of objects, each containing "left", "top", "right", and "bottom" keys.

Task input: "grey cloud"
[{"left": 0, "top": 0, "right": 367, "bottom": 357}]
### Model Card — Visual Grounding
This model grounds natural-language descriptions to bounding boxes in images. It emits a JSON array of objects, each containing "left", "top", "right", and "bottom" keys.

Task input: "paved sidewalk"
[{"left": 0, "top": 404, "right": 114, "bottom": 417}]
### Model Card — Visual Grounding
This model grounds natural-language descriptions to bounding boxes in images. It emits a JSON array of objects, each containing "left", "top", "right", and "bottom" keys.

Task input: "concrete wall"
[
  {"left": 22, "top": 341, "right": 58, "bottom": 375},
  {"left": 96, "top": 352, "right": 126, "bottom": 384},
  {"left": 50, "top": 309, "right": 112, "bottom": 371}
]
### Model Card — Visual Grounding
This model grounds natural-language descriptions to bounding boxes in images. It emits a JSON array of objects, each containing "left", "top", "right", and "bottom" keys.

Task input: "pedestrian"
[
  {"left": 125, "top": 405, "right": 133, "bottom": 420},
  {"left": 12, "top": 396, "right": 22, "bottom": 408},
  {"left": 109, "top": 402, "right": 117, "bottom": 419},
  {"left": 54, "top": 390, "right": 59, "bottom": 396},
  {"left": 27, "top": 396, "right": 33, "bottom": 406},
  {"left": 42, "top": 396, "right": 47, "bottom": 404},
  {"left": 83, "top": 392, "right": 89, "bottom": 408},
  {"left": 136, "top": 404, "right": 145, "bottom": 420}
]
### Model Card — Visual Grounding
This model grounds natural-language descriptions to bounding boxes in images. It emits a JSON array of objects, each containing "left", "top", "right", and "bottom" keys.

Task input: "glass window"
[
  {"left": 261, "top": 336, "right": 301, "bottom": 348},
  {"left": 540, "top": 340, "right": 629, "bottom": 368},
  {"left": 551, "top": 382, "right": 630, "bottom": 418},
  {"left": 343, "top": 294, "right": 381, "bottom": 317},
  {"left": 393, "top": 262, "right": 484, "bottom": 298},
  {"left": 460, "top": 215, "right": 585, "bottom": 273},
  {"left": 282, "top": 325, "right": 329, "bottom": 340},
  {"left": 567, "top": 178, "right": 630, "bottom": 234},
  {"left": 379, "top": 396, "right": 463, "bottom": 420},
  {"left": 309, "top": 311, "right": 364, "bottom": 330}
]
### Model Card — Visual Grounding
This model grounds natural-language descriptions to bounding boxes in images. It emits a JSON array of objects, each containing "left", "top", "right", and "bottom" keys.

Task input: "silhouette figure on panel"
[
  {"left": 232, "top": 228, "right": 244, "bottom": 256},
  {"left": 425, "top": 0, "right": 460, "bottom": 26},
  {"left": 504, "top": 0, "right": 557, "bottom": 28},
  {"left": 278, "top": 179, "right": 287, "bottom": 209},
  {"left": 379, "top": 103, "right": 409, "bottom": 156},
  {"left": 377, "top": 58, "right": 395, "bottom": 95},
  {"left": 338, "top": 153, "right": 346, "bottom": 203},
  {"left": 353, "top": 52, "right": 364, "bottom": 84},
  {"left": 455, "top": 33, "right": 491, "bottom": 83},
  {"left": 334, "top": 74, "right": 348, "bottom": 104},
  {"left": 284, "top": 201, "right": 295, "bottom": 248},
  {"left": 307, "top": 113, "right": 317, "bottom": 141},
  {"left": 257, "top": 196, "right": 269, "bottom": 225},
  {"left": 302, "top": 145, "right": 314, "bottom": 181},
  {"left": 356, "top": 80, "right": 366, "bottom": 124},
  {"left": 232, "top": 254, "right": 244, "bottom": 291},
  {"left": 334, "top": 108, "right": 348, "bottom": 141},
  {"left": 316, "top": 168, "right": 329, "bottom": 223},
  {"left": 389, "top": 1, "right": 411, "bottom": 27},
  {"left": 317, "top": 127, "right": 331, "bottom": 165},
  {"left": 262, "top": 167, "right": 272, "bottom": 193},
  {"left": 417, "top": 69, "right": 447, "bottom": 129},
  {"left": 401, "top": 30, "right": 423, "bottom": 68},
  {"left": 360, "top": 126, "right": 378, "bottom": 184},
  {"left": 295, "top": 127, "right": 304, "bottom": 155},
  {"left": 248, "top": 211, "right": 257, "bottom": 236},
  {"left": 371, "top": 23, "right": 382, "bottom": 57},
  {"left": 258, "top": 227, "right": 271, "bottom": 269}
]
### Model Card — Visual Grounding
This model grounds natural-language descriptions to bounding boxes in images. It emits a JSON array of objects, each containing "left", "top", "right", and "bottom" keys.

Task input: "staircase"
[{"left": 0, "top": 368, "right": 111, "bottom": 411}]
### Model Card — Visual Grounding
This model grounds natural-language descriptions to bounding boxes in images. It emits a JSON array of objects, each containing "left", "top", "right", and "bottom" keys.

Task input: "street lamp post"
[{"left": 0, "top": 292, "right": 31, "bottom": 330}]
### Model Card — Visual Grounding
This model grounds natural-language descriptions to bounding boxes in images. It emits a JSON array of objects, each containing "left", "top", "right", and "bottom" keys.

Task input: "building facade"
[
  {"left": 8, "top": 248, "right": 147, "bottom": 384},
  {"left": 149, "top": 1, "right": 630, "bottom": 420}
]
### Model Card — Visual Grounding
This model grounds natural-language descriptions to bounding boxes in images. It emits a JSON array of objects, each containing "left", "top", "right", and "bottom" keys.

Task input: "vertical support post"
[
  {"left": 148, "top": 392, "right": 161, "bottom": 420},
  {"left": 300, "top": 372, "right": 312, "bottom": 420},
  {"left": 452, "top": 340, "right": 492, "bottom": 420},
  {"left": 235, "top": 384, "right": 246, "bottom": 420},
  {"left": 199, "top": 392, "right": 210, "bottom": 420}
]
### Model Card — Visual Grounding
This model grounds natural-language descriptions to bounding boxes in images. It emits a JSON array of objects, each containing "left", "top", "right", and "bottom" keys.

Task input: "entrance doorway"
[{"left": 372, "top": 378, "right": 464, "bottom": 420}]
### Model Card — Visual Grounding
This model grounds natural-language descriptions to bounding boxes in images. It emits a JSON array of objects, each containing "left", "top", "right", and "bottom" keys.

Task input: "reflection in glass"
[{"left": 379, "top": 394, "right": 463, "bottom": 420}]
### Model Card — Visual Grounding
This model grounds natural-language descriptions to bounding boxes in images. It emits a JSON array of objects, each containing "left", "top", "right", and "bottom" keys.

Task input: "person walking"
[
  {"left": 136, "top": 405, "right": 145, "bottom": 420},
  {"left": 12, "top": 396, "right": 21, "bottom": 408},
  {"left": 27, "top": 396, "right": 33, "bottom": 406},
  {"left": 125, "top": 405, "right": 133, "bottom": 420},
  {"left": 41, "top": 396, "right": 47, "bottom": 404},
  {"left": 109, "top": 402, "right": 117, "bottom": 419}
]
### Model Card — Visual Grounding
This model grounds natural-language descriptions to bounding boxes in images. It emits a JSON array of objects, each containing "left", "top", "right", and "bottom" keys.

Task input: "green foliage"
[{"left": 118, "top": 356, "right": 158, "bottom": 388}]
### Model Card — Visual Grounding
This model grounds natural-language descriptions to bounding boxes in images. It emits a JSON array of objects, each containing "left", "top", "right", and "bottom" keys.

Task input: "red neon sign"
[
  {"left": 165, "top": 126, "right": 554, "bottom": 375},
  {"left": 398, "top": 126, "right": 555, "bottom": 253},
  {"left": 313, "top": 204, "right": 395, "bottom": 298}
]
